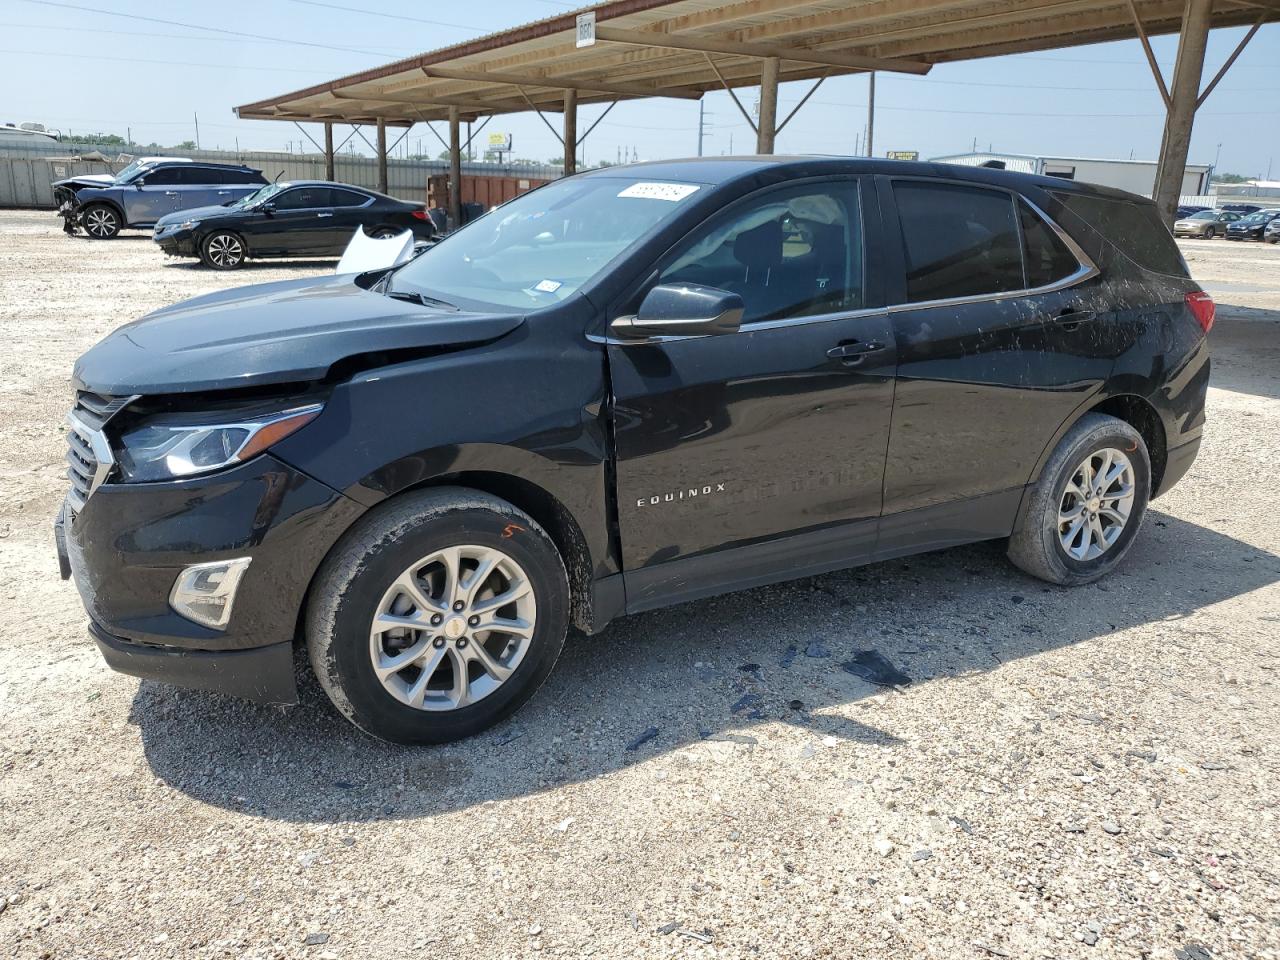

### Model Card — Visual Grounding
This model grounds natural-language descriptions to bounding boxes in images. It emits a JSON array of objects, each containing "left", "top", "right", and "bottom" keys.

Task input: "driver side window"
[{"left": 657, "top": 182, "right": 863, "bottom": 325}]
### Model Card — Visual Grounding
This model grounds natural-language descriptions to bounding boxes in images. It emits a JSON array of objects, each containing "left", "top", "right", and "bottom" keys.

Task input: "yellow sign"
[{"left": 886, "top": 150, "right": 919, "bottom": 161}]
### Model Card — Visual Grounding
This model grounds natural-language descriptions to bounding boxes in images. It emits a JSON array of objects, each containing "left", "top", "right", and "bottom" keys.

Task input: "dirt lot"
[{"left": 1, "top": 210, "right": 1278, "bottom": 960}]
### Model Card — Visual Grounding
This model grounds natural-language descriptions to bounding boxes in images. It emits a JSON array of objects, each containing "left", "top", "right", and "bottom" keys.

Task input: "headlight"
[
  {"left": 116, "top": 403, "right": 322, "bottom": 483},
  {"left": 179, "top": 219, "right": 201, "bottom": 230}
]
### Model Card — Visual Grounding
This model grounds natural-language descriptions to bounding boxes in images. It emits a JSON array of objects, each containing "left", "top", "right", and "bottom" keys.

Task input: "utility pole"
[
  {"left": 194, "top": 112, "right": 200, "bottom": 150},
  {"left": 866, "top": 72, "right": 875, "bottom": 158},
  {"left": 697, "top": 100, "right": 704, "bottom": 157}
]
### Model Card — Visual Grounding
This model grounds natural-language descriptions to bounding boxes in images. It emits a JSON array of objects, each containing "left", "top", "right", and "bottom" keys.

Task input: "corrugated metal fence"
[{"left": 0, "top": 140, "right": 561, "bottom": 209}]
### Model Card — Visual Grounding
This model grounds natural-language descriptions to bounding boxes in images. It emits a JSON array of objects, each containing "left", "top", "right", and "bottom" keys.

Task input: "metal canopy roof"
[{"left": 234, "top": 0, "right": 1280, "bottom": 127}]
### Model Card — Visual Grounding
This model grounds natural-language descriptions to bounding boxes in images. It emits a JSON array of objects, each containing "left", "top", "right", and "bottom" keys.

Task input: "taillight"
[
  {"left": 1185, "top": 290, "right": 1215, "bottom": 334},
  {"left": 411, "top": 209, "right": 428, "bottom": 220}
]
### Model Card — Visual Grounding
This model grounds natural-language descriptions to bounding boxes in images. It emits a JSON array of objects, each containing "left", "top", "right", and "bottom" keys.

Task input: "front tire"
[
  {"left": 1205, "top": 226, "right": 1217, "bottom": 239},
  {"left": 1007, "top": 413, "right": 1150, "bottom": 586},
  {"left": 306, "top": 488, "right": 569, "bottom": 745},
  {"left": 81, "top": 204, "right": 121, "bottom": 239},
  {"left": 200, "top": 231, "right": 246, "bottom": 269}
]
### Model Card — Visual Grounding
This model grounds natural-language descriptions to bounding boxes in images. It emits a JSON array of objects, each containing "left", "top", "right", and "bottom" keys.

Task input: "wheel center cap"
[
  {"left": 1088, "top": 497, "right": 1101, "bottom": 512},
  {"left": 443, "top": 616, "right": 467, "bottom": 640}
]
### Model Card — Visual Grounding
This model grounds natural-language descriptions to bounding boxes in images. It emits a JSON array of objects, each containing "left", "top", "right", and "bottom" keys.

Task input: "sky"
[{"left": 3, "top": 0, "right": 1278, "bottom": 178}]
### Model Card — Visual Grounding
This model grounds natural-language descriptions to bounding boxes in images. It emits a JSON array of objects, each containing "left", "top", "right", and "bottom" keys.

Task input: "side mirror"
[
  {"left": 134, "top": 180, "right": 145, "bottom": 189},
  {"left": 261, "top": 202, "right": 276, "bottom": 215},
  {"left": 611, "top": 283, "right": 744, "bottom": 339}
]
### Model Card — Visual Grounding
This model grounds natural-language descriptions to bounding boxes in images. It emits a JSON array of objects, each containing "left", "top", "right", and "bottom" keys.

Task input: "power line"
[
  {"left": 0, "top": 47, "right": 337, "bottom": 74},
  {"left": 282, "top": 0, "right": 486, "bottom": 32},
  {"left": 1, "top": 20, "right": 421, "bottom": 51},
  {"left": 14, "top": 0, "right": 399, "bottom": 57}
]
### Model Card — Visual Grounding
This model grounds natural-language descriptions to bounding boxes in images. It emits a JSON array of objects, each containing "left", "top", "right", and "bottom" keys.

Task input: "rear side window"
[
  {"left": 1019, "top": 199, "right": 1081, "bottom": 288},
  {"left": 893, "top": 181, "right": 1023, "bottom": 303},
  {"left": 1054, "top": 193, "right": 1186, "bottom": 277},
  {"left": 224, "top": 168, "right": 267, "bottom": 184},
  {"left": 273, "top": 187, "right": 327, "bottom": 209},
  {"left": 328, "top": 188, "right": 369, "bottom": 207}
]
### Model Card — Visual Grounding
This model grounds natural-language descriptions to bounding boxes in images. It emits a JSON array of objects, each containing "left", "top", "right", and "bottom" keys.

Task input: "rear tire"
[
  {"left": 365, "top": 226, "right": 400, "bottom": 239},
  {"left": 1205, "top": 226, "right": 1217, "bottom": 239},
  {"left": 81, "top": 204, "right": 120, "bottom": 239},
  {"left": 1007, "top": 414, "right": 1151, "bottom": 586},
  {"left": 306, "top": 487, "right": 569, "bottom": 745},
  {"left": 200, "top": 231, "right": 246, "bottom": 269}
]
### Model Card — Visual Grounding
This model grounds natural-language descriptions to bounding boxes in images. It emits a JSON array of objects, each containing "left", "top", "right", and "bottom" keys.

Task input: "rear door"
[
  {"left": 323, "top": 187, "right": 376, "bottom": 253},
  {"left": 878, "top": 177, "right": 1107, "bottom": 534},
  {"left": 607, "top": 177, "right": 897, "bottom": 608}
]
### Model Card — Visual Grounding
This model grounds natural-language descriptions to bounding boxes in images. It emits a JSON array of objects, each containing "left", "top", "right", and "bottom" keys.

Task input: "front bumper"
[
  {"left": 91, "top": 622, "right": 298, "bottom": 705},
  {"left": 58, "top": 453, "right": 365, "bottom": 703},
  {"left": 153, "top": 226, "right": 198, "bottom": 257}
]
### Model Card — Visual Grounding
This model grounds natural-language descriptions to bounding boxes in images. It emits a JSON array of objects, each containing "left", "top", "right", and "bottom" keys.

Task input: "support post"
[
  {"left": 563, "top": 89, "right": 578, "bottom": 174},
  {"left": 1153, "top": 0, "right": 1212, "bottom": 224},
  {"left": 376, "top": 118, "right": 388, "bottom": 194},
  {"left": 866, "top": 72, "right": 876, "bottom": 158},
  {"left": 323, "top": 122, "right": 334, "bottom": 181},
  {"left": 448, "top": 106, "right": 462, "bottom": 231},
  {"left": 756, "top": 56, "right": 779, "bottom": 154}
]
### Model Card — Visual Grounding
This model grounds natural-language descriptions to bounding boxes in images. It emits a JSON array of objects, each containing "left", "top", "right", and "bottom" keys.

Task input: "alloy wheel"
[
  {"left": 1057, "top": 447, "right": 1136, "bottom": 561},
  {"left": 85, "top": 207, "right": 118, "bottom": 238},
  {"left": 206, "top": 234, "right": 244, "bottom": 268},
  {"left": 368, "top": 545, "right": 536, "bottom": 711}
]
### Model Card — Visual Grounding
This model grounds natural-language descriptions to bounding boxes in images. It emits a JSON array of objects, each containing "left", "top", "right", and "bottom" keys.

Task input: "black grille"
[{"left": 65, "top": 392, "right": 131, "bottom": 513}]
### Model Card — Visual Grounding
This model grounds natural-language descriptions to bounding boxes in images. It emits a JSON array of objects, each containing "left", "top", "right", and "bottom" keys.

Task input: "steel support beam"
[
  {"left": 757, "top": 56, "right": 780, "bottom": 154},
  {"left": 593, "top": 25, "right": 932, "bottom": 75},
  {"left": 1153, "top": 0, "right": 1211, "bottom": 224},
  {"left": 323, "top": 122, "right": 334, "bottom": 180},
  {"left": 448, "top": 105, "right": 462, "bottom": 230},
  {"left": 376, "top": 118, "right": 388, "bottom": 194},
  {"left": 563, "top": 89, "right": 578, "bottom": 174}
]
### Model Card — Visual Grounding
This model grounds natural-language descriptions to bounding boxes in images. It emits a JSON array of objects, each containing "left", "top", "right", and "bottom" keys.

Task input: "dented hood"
[{"left": 73, "top": 274, "right": 525, "bottom": 395}]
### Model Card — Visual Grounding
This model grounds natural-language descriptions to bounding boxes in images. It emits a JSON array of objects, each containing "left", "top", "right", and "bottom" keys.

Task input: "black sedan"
[
  {"left": 1225, "top": 209, "right": 1280, "bottom": 241},
  {"left": 153, "top": 181, "right": 437, "bottom": 269}
]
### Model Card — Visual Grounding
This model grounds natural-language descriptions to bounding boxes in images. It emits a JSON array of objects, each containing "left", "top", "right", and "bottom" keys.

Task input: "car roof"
[
  {"left": 274, "top": 180, "right": 390, "bottom": 197},
  {"left": 574, "top": 155, "right": 1154, "bottom": 204},
  {"left": 146, "top": 158, "right": 259, "bottom": 171}
]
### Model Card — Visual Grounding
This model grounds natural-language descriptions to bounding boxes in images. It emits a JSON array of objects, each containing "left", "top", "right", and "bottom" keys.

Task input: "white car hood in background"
[{"left": 336, "top": 228, "right": 415, "bottom": 275}]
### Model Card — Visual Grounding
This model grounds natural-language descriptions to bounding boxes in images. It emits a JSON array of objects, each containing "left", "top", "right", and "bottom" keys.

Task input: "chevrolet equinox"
[{"left": 56, "top": 158, "right": 1211, "bottom": 744}]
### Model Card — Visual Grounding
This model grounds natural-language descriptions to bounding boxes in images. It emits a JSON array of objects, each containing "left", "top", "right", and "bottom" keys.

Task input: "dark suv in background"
[
  {"left": 58, "top": 157, "right": 1211, "bottom": 745},
  {"left": 53, "top": 158, "right": 267, "bottom": 238}
]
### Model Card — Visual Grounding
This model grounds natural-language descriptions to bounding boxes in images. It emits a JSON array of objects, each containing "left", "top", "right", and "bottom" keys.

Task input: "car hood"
[
  {"left": 73, "top": 274, "right": 525, "bottom": 395},
  {"left": 155, "top": 203, "right": 242, "bottom": 226},
  {"left": 53, "top": 174, "right": 116, "bottom": 189}
]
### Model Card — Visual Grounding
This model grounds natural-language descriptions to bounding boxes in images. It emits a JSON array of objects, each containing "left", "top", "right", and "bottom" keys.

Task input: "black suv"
[{"left": 57, "top": 158, "right": 1211, "bottom": 744}]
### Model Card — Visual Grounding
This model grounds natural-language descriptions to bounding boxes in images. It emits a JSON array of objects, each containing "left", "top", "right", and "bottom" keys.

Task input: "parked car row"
[
  {"left": 51, "top": 157, "right": 440, "bottom": 268},
  {"left": 1173, "top": 206, "right": 1280, "bottom": 241}
]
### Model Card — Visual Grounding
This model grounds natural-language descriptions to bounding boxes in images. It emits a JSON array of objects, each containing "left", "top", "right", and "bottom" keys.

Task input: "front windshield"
[
  {"left": 388, "top": 176, "right": 705, "bottom": 309},
  {"left": 1238, "top": 212, "right": 1269, "bottom": 223},
  {"left": 113, "top": 160, "right": 154, "bottom": 184},
  {"left": 1188, "top": 211, "right": 1218, "bottom": 220},
  {"left": 230, "top": 182, "right": 287, "bottom": 208}
]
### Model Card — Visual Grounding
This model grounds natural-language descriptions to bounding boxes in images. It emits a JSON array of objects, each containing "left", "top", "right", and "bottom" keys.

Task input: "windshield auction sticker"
[{"left": 617, "top": 182, "right": 701, "bottom": 202}]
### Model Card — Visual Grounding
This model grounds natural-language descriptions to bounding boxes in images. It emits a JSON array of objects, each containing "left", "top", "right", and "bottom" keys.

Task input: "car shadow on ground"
[
  {"left": 1211, "top": 305, "right": 1280, "bottom": 402},
  {"left": 131, "top": 509, "right": 1279, "bottom": 823},
  {"left": 161, "top": 259, "right": 339, "bottom": 272}
]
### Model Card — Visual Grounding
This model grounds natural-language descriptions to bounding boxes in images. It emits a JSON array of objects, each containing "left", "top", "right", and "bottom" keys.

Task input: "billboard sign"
[{"left": 885, "top": 150, "right": 919, "bottom": 161}]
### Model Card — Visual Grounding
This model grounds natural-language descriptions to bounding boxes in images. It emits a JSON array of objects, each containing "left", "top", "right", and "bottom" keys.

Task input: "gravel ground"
[{"left": 1, "top": 210, "right": 1278, "bottom": 960}]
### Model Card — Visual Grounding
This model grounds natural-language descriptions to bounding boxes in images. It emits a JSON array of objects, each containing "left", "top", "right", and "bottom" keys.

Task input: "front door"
[
  {"left": 607, "top": 179, "right": 897, "bottom": 610},
  {"left": 123, "top": 167, "right": 183, "bottom": 224},
  {"left": 254, "top": 186, "right": 335, "bottom": 254}
]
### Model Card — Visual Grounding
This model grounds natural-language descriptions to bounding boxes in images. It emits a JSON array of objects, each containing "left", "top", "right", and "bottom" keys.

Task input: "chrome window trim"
[{"left": 887, "top": 177, "right": 1099, "bottom": 313}]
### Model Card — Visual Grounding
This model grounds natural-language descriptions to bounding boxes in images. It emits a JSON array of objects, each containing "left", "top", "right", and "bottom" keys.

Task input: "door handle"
[
  {"left": 317, "top": 212, "right": 333, "bottom": 218},
  {"left": 217, "top": 190, "right": 231, "bottom": 195},
  {"left": 826, "top": 340, "right": 885, "bottom": 364},
  {"left": 1053, "top": 309, "right": 1096, "bottom": 330},
  {"left": 164, "top": 191, "right": 179, "bottom": 196}
]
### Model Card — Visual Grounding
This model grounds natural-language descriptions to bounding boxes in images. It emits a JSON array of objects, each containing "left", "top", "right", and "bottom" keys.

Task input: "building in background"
[
  {"left": 1214, "top": 179, "right": 1280, "bottom": 201},
  {"left": 929, "top": 152, "right": 1211, "bottom": 198}
]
